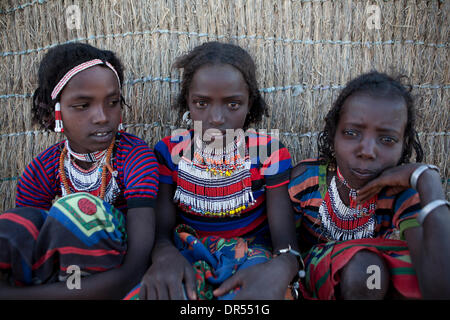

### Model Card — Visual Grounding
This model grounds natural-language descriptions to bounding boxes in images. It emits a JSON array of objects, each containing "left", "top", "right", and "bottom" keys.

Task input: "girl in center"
[{"left": 130, "top": 42, "right": 300, "bottom": 300}]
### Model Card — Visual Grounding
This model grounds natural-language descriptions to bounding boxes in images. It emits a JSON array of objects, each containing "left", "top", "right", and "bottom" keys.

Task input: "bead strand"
[{"left": 59, "top": 138, "right": 115, "bottom": 200}]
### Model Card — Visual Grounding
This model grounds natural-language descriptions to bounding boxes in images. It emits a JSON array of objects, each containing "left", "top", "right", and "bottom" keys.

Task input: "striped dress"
[
  {"left": 0, "top": 132, "right": 159, "bottom": 286},
  {"left": 123, "top": 130, "right": 292, "bottom": 300},
  {"left": 15, "top": 132, "right": 159, "bottom": 212},
  {"left": 288, "top": 159, "right": 422, "bottom": 299},
  {"left": 154, "top": 129, "right": 292, "bottom": 240}
]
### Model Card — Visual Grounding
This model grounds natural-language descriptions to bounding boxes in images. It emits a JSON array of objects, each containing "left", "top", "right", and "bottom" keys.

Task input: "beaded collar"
[
  {"left": 318, "top": 176, "right": 376, "bottom": 241},
  {"left": 174, "top": 132, "right": 256, "bottom": 217},
  {"left": 65, "top": 140, "right": 107, "bottom": 162},
  {"left": 336, "top": 167, "right": 377, "bottom": 216},
  {"left": 59, "top": 138, "right": 120, "bottom": 202}
]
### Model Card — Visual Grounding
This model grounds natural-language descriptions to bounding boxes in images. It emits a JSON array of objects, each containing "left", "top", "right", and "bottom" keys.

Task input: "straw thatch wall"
[{"left": 0, "top": 0, "right": 448, "bottom": 210}]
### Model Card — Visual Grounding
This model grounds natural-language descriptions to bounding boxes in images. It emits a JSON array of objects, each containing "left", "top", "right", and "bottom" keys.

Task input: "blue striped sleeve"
[
  {"left": 15, "top": 145, "right": 59, "bottom": 210},
  {"left": 118, "top": 134, "right": 159, "bottom": 209}
]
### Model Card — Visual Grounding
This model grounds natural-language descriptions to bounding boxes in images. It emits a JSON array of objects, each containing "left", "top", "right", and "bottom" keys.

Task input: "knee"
[{"left": 338, "top": 250, "right": 389, "bottom": 300}]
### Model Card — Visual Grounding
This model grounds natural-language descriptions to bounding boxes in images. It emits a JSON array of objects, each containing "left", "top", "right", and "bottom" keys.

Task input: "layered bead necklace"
[
  {"left": 174, "top": 131, "right": 255, "bottom": 217},
  {"left": 336, "top": 167, "right": 377, "bottom": 217},
  {"left": 317, "top": 167, "right": 378, "bottom": 241},
  {"left": 59, "top": 138, "right": 120, "bottom": 203}
]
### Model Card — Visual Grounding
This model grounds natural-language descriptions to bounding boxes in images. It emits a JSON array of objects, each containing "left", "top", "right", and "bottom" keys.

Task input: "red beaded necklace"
[
  {"left": 336, "top": 167, "right": 377, "bottom": 217},
  {"left": 59, "top": 138, "right": 115, "bottom": 200}
]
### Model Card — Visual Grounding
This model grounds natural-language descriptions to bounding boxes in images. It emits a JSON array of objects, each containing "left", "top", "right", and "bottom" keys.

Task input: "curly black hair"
[
  {"left": 172, "top": 41, "right": 268, "bottom": 129},
  {"left": 32, "top": 42, "right": 127, "bottom": 131},
  {"left": 318, "top": 71, "right": 424, "bottom": 166}
]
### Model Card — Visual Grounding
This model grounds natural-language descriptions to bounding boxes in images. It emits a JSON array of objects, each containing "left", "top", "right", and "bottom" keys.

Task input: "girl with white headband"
[{"left": 0, "top": 42, "right": 159, "bottom": 299}]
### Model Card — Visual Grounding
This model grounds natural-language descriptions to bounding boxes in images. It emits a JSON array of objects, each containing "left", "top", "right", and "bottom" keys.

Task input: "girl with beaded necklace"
[
  {"left": 0, "top": 43, "right": 159, "bottom": 299},
  {"left": 125, "top": 42, "right": 300, "bottom": 300},
  {"left": 288, "top": 71, "right": 450, "bottom": 299}
]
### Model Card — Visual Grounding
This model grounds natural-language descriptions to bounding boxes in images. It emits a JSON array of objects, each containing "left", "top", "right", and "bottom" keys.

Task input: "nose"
[
  {"left": 357, "top": 136, "right": 376, "bottom": 160},
  {"left": 209, "top": 103, "right": 225, "bottom": 127},
  {"left": 92, "top": 104, "right": 108, "bottom": 124}
]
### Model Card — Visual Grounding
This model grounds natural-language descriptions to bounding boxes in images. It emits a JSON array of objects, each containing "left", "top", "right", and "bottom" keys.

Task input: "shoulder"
[
  {"left": 247, "top": 130, "right": 288, "bottom": 150},
  {"left": 290, "top": 158, "right": 323, "bottom": 181},
  {"left": 154, "top": 130, "right": 192, "bottom": 165},
  {"left": 115, "top": 133, "right": 158, "bottom": 171},
  {"left": 116, "top": 132, "right": 149, "bottom": 148},
  {"left": 19, "top": 141, "right": 64, "bottom": 191},
  {"left": 247, "top": 130, "right": 291, "bottom": 169},
  {"left": 28, "top": 141, "right": 64, "bottom": 167},
  {"left": 155, "top": 130, "right": 192, "bottom": 151},
  {"left": 288, "top": 158, "right": 323, "bottom": 197},
  {"left": 116, "top": 132, "right": 155, "bottom": 156}
]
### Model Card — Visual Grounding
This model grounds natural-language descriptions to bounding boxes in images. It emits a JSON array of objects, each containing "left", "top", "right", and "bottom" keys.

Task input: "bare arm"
[
  {"left": 0, "top": 206, "right": 155, "bottom": 299},
  {"left": 214, "top": 184, "right": 299, "bottom": 299},
  {"left": 403, "top": 169, "right": 450, "bottom": 298},
  {"left": 139, "top": 183, "right": 197, "bottom": 300},
  {"left": 357, "top": 164, "right": 450, "bottom": 298}
]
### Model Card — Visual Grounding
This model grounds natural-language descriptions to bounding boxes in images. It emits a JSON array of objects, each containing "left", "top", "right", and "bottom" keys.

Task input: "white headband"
[{"left": 51, "top": 59, "right": 121, "bottom": 100}]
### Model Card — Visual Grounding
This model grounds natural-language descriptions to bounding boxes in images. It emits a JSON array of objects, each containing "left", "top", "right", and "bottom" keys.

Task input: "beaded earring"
[
  {"left": 54, "top": 102, "right": 63, "bottom": 133},
  {"left": 118, "top": 116, "right": 124, "bottom": 132}
]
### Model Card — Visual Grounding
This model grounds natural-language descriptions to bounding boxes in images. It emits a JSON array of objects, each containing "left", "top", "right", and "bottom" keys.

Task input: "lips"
[
  {"left": 90, "top": 129, "right": 113, "bottom": 142},
  {"left": 350, "top": 168, "right": 378, "bottom": 180}
]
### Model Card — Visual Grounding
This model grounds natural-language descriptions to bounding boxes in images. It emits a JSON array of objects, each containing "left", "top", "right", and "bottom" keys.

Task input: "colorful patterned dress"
[
  {"left": 125, "top": 129, "right": 292, "bottom": 300},
  {"left": 288, "top": 159, "right": 422, "bottom": 299},
  {"left": 0, "top": 132, "right": 159, "bottom": 286}
]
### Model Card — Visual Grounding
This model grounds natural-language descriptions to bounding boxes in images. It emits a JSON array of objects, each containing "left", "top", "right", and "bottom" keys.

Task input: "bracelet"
[
  {"left": 409, "top": 164, "right": 440, "bottom": 190},
  {"left": 274, "top": 245, "right": 306, "bottom": 300},
  {"left": 274, "top": 245, "right": 306, "bottom": 279},
  {"left": 417, "top": 199, "right": 450, "bottom": 225}
]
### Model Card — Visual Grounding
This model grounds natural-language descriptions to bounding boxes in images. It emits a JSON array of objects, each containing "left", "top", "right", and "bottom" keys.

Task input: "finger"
[
  {"left": 168, "top": 280, "right": 185, "bottom": 300},
  {"left": 183, "top": 265, "right": 197, "bottom": 300},
  {"left": 139, "top": 282, "right": 157, "bottom": 300},
  {"left": 213, "top": 274, "right": 242, "bottom": 298},
  {"left": 138, "top": 282, "right": 147, "bottom": 300},
  {"left": 385, "top": 186, "right": 407, "bottom": 196},
  {"left": 357, "top": 178, "right": 384, "bottom": 196},
  {"left": 155, "top": 283, "right": 170, "bottom": 300},
  {"left": 357, "top": 186, "right": 382, "bottom": 203},
  {"left": 145, "top": 285, "right": 157, "bottom": 300},
  {"left": 357, "top": 177, "right": 386, "bottom": 200}
]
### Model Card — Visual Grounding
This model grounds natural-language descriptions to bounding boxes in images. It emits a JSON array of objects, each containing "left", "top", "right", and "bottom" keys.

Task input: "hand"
[
  {"left": 139, "top": 244, "right": 197, "bottom": 300},
  {"left": 213, "top": 258, "right": 293, "bottom": 300},
  {"left": 357, "top": 163, "right": 424, "bottom": 203}
]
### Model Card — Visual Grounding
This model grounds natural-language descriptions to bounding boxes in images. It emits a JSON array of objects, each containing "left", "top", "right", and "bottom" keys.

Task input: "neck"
[
  {"left": 334, "top": 175, "right": 352, "bottom": 206},
  {"left": 73, "top": 158, "right": 96, "bottom": 170}
]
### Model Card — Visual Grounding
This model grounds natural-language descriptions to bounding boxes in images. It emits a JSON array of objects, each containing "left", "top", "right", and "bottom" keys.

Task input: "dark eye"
[
  {"left": 343, "top": 129, "right": 358, "bottom": 137},
  {"left": 109, "top": 99, "right": 120, "bottom": 107},
  {"left": 228, "top": 102, "right": 240, "bottom": 109},
  {"left": 72, "top": 104, "right": 88, "bottom": 110},
  {"left": 194, "top": 100, "right": 208, "bottom": 108},
  {"left": 380, "top": 136, "right": 397, "bottom": 144}
]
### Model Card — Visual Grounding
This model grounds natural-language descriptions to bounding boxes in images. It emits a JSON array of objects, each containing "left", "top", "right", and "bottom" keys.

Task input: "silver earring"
[{"left": 182, "top": 111, "right": 192, "bottom": 126}]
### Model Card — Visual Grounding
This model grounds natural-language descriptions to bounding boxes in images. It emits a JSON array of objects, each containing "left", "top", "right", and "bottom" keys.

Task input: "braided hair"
[
  {"left": 318, "top": 71, "right": 424, "bottom": 166},
  {"left": 172, "top": 41, "right": 268, "bottom": 129},
  {"left": 32, "top": 42, "right": 127, "bottom": 131}
]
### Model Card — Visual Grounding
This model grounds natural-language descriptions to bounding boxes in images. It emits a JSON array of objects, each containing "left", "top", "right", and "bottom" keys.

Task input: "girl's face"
[
  {"left": 187, "top": 64, "right": 250, "bottom": 142},
  {"left": 333, "top": 93, "right": 407, "bottom": 189},
  {"left": 58, "top": 65, "right": 121, "bottom": 154}
]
